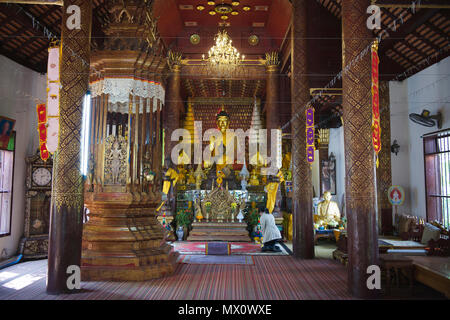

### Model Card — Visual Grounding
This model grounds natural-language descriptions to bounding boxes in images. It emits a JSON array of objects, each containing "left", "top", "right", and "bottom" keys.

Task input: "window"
[
  {"left": 0, "top": 132, "right": 15, "bottom": 237},
  {"left": 423, "top": 129, "right": 450, "bottom": 228}
]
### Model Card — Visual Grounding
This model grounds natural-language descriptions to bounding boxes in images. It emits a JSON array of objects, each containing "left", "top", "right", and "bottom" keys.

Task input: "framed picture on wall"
[
  {"left": 321, "top": 153, "right": 336, "bottom": 195},
  {"left": 0, "top": 116, "right": 16, "bottom": 150}
]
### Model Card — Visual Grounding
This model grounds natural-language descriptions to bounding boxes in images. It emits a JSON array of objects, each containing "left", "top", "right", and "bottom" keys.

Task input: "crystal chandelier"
[{"left": 202, "top": 30, "right": 245, "bottom": 69}]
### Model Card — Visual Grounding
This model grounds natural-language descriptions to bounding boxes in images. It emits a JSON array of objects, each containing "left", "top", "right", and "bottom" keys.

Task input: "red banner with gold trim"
[
  {"left": 371, "top": 39, "right": 381, "bottom": 167},
  {"left": 36, "top": 103, "right": 49, "bottom": 161}
]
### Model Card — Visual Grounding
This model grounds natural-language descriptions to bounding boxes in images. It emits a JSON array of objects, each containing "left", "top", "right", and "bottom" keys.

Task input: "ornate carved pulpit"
[{"left": 81, "top": 0, "right": 178, "bottom": 281}]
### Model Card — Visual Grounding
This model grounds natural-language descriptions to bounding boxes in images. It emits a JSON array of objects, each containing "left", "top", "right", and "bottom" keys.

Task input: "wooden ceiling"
[
  {"left": 182, "top": 78, "right": 265, "bottom": 98},
  {"left": 0, "top": 0, "right": 448, "bottom": 84},
  {"left": 316, "top": 0, "right": 449, "bottom": 81}
]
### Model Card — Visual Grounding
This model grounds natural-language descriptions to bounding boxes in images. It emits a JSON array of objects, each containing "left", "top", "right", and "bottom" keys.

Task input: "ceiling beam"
[
  {"left": 0, "top": 41, "right": 43, "bottom": 72},
  {"left": 372, "top": 0, "right": 450, "bottom": 9},
  {"left": 379, "top": 8, "right": 439, "bottom": 55},
  {"left": 0, "top": 0, "right": 62, "bottom": 5},
  {"left": 0, "top": 3, "right": 60, "bottom": 39}
]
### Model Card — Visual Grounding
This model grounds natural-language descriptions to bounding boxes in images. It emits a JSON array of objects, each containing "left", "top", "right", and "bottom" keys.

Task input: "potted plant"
[{"left": 175, "top": 207, "right": 194, "bottom": 240}]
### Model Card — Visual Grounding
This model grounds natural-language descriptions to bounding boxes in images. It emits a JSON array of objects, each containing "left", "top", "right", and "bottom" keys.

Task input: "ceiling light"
[
  {"left": 203, "top": 30, "right": 244, "bottom": 68},
  {"left": 196, "top": 5, "right": 205, "bottom": 11},
  {"left": 231, "top": 10, "right": 239, "bottom": 15},
  {"left": 215, "top": 3, "right": 233, "bottom": 14},
  {"left": 207, "top": 1, "right": 216, "bottom": 5},
  {"left": 232, "top": 0, "right": 240, "bottom": 6},
  {"left": 221, "top": 15, "right": 229, "bottom": 20},
  {"left": 209, "top": 10, "right": 216, "bottom": 15},
  {"left": 243, "top": 6, "right": 251, "bottom": 11}
]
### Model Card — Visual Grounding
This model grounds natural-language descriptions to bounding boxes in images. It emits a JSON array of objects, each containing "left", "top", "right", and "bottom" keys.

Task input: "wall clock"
[
  {"left": 18, "top": 151, "right": 53, "bottom": 259},
  {"left": 32, "top": 167, "right": 52, "bottom": 187}
]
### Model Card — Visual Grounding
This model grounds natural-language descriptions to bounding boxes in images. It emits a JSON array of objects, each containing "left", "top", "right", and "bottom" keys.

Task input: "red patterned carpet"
[{"left": 0, "top": 256, "right": 353, "bottom": 300}]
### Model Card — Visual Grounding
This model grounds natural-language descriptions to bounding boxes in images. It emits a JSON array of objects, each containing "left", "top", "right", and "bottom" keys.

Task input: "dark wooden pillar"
[
  {"left": 47, "top": 0, "right": 92, "bottom": 294},
  {"left": 164, "top": 59, "right": 182, "bottom": 160},
  {"left": 265, "top": 52, "right": 280, "bottom": 131},
  {"left": 341, "top": 0, "right": 379, "bottom": 298},
  {"left": 377, "top": 82, "right": 392, "bottom": 234},
  {"left": 290, "top": 0, "right": 314, "bottom": 259}
]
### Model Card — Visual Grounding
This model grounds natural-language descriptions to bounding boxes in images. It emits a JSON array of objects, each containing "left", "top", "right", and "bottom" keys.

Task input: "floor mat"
[
  {"left": 170, "top": 241, "right": 290, "bottom": 255},
  {"left": 177, "top": 254, "right": 254, "bottom": 265}
]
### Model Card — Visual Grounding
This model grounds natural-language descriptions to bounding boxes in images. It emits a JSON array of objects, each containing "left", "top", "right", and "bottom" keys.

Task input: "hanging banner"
[
  {"left": 46, "top": 44, "right": 61, "bottom": 153},
  {"left": 306, "top": 106, "right": 315, "bottom": 164},
  {"left": 37, "top": 103, "right": 49, "bottom": 161},
  {"left": 371, "top": 39, "right": 381, "bottom": 168}
]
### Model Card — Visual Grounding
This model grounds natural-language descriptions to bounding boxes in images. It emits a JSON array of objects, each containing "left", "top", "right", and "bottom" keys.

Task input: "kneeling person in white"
[{"left": 260, "top": 208, "right": 282, "bottom": 252}]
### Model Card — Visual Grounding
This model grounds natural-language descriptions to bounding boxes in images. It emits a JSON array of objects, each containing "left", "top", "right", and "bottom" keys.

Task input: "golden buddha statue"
[
  {"left": 248, "top": 167, "right": 260, "bottom": 186},
  {"left": 194, "top": 164, "right": 205, "bottom": 189},
  {"left": 208, "top": 106, "right": 235, "bottom": 172},
  {"left": 186, "top": 166, "right": 196, "bottom": 185},
  {"left": 282, "top": 152, "right": 291, "bottom": 170},
  {"left": 315, "top": 191, "right": 341, "bottom": 228},
  {"left": 177, "top": 165, "right": 187, "bottom": 185}
]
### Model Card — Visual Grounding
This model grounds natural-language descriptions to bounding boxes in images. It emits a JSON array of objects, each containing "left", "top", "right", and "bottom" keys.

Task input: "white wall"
[
  {"left": 312, "top": 149, "right": 320, "bottom": 198},
  {"left": 0, "top": 55, "right": 46, "bottom": 258},
  {"left": 328, "top": 127, "right": 346, "bottom": 212},
  {"left": 390, "top": 56, "right": 450, "bottom": 219}
]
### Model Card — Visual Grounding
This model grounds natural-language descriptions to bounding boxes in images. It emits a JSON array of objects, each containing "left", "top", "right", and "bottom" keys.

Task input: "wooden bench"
[
  {"left": 409, "top": 256, "right": 450, "bottom": 299},
  {"left": 380, "top": 254, "right": 414, "bottom": 296}
]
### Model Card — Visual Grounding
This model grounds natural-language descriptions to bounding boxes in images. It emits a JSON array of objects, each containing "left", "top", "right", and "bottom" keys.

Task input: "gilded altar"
[{"left": 201, "top": 186, "right": 245, "bottom": 222}]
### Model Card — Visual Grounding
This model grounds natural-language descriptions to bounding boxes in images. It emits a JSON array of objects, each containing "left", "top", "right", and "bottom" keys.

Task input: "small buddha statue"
[
  {"left": 239, "top": 160, "right": 250, "bottom": 191},
  {"left": 194, "top": 165, "right": 205, "bottom": 189},
  {"left": 177, "top": 166, "right": 187, "bottom": 185},
  {"left": 186, "top": 166, "right": 196, "bottom": 185},
  {"left": 249, "top": 167, "right": 260, "bottom": 186},
  {"left": 315, "top": 191, "right": 341, "bottom": 228}
]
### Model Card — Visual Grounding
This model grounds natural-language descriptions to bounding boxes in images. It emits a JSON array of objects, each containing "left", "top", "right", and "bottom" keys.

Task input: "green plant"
[
  {"left": 175, "top": 208, "right": 193, "bottom": 228},
  {"left": 245, "top": 207, "right": 260, "bottom": 227}
]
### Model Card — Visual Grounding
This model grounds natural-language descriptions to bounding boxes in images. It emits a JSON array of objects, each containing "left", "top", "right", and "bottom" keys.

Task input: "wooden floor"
[
  {"left": 0, "top": 256, "right": 353, "bottom": 300},
  {"left": 0, "top": 242, "right": 447, "bottom": 300}
]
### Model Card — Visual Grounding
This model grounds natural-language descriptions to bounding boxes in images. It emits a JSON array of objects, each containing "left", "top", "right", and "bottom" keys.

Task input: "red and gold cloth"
[
  {"left": 371, "top": 39, "right": 381, "bottom": 167},
  {"left": 36, "top": 103, "right": 49, "bottom": 161}
]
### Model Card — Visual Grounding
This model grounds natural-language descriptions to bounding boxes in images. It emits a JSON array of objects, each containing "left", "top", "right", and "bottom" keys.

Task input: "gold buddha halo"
[{"left": 196, "top": 4, "right": 205, "bottom": 11}]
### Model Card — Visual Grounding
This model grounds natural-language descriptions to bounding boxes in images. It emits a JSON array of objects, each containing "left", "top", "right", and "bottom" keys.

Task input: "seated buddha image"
[
  {"left": 315, "top": 191, "right": 341, "bottom": 228},
  {"left": 208, "top": 106, "right": 236, "bottom": 173}
]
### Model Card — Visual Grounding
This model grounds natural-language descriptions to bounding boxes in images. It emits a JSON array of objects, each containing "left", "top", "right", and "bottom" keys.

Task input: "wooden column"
[
  {"left": 290, "top": 0, "right": 314, "bottom": 259},
  {"left": 47, "top": 0, "right": 92, "bottom": 294},
  {"left": 265, "top": 56, "right": 280, "bottom": 131},
  {"left": 341, "top": 0, "right": 379, "bottom": 298},
  {"left": 164, "top": 63, "right": 182, "bottom": 160},
  {"left": 377, "top": 82, "right": 392, "bottom": 234}
]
